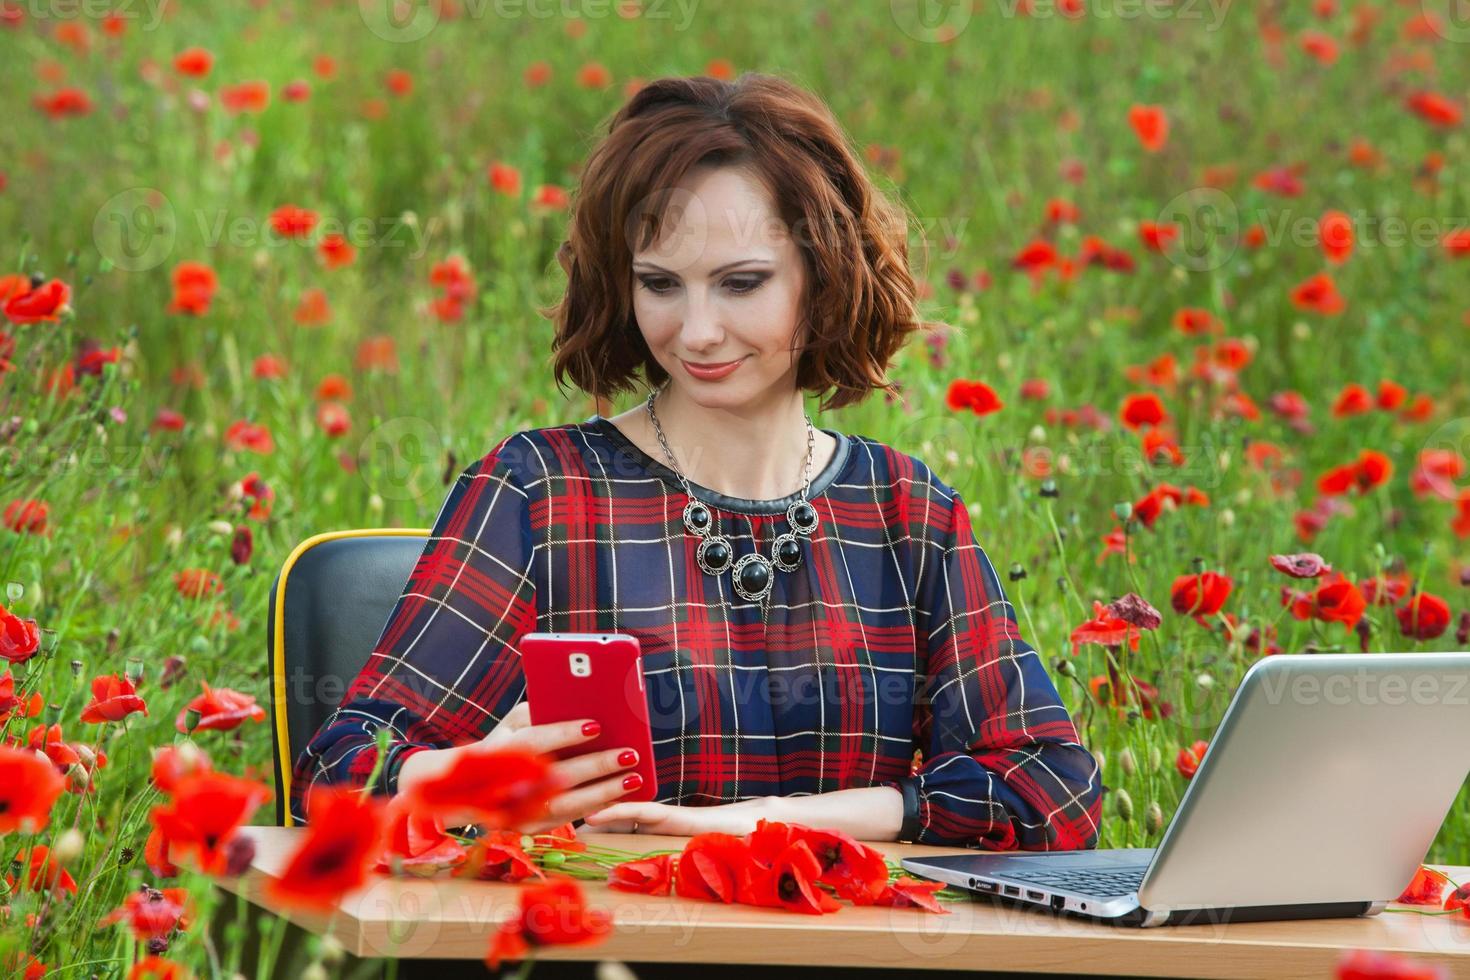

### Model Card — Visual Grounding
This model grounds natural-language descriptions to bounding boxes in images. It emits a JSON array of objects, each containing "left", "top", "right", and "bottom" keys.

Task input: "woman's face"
[{"left": 630, "top": 164, "right": 807, "bottom": 412}]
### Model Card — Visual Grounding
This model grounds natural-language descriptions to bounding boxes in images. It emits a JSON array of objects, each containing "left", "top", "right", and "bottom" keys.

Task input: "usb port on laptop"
[{"left": 1002, "top": 885, "right": 1019, "bottom": 897}]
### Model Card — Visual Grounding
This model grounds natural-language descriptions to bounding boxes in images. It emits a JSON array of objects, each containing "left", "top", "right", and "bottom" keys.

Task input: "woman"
[{"left": 291, "top": 73, "right": 1101, "bottom": 852}]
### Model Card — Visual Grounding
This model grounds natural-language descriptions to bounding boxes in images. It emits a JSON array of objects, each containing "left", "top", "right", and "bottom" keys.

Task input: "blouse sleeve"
[
  {"left": 881, "top": 486, "right": 1102, "bottom": 851},
  {"left": 288, "top": 439, "right": 538, "bottom": 824}
]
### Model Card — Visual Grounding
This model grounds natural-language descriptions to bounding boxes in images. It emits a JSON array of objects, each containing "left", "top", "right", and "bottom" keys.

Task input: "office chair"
[{"left": 266, "top": 528, "right": 429, "bottom": 826}]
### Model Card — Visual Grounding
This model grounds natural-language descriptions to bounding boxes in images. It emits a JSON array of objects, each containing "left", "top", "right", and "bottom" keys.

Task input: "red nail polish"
[
  {"left": 617, "top": 750, "right": 638, "bottom": 767},
  {"left": 623, "top": 773, "right": 643, "bottom": 791},
  {"left": 582, "top": 720, "right": 601, "bottom": 737}
]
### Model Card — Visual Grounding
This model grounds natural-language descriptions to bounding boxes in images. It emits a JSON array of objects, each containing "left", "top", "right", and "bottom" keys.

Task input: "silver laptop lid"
[{"left": 1138, "top": 651, "right": 1470, "bottom": 912}]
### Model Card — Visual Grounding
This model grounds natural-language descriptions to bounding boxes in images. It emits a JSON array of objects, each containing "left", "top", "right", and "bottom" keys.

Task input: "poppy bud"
[
  {"left": 1196, "top": 673, "right": 1214, "bottom": 689},
  {"left": 1145, "top": 801, "right": 1164, "bottom": 834},
  {"left": 1113, "top": 787, "right": 1134, "bottom": 822},
  {"left": 5, "top": 582, "right": 21, "bottom": 603},
  {"left": 1118, "top": 747, "right": 1137, "bottom": 777},
  {"left": 368, "top": 493, "right": 384, "bottom": 513},
  {"left": 53, "top": 827, "right": 85, "bottom": 866},
  {"left": 1092, "top": 749, "right": 1106, "bottom": 773},
  {"left": 1147, "top": 744, "right": 1162, "bottom": 772},
  {"left": 543, "top": 850, "right": 567, "bottom": 868},
  {"left": 1052, "top": 657, "right": 1076, "bottom": 678},
  {"left": 1008, "top": 562, "right": 1027, "bottom": 582},
  {"left": 182, "top": 707, "right": 201, "bottom": 733},
  {"left": 1457, "top": 611, "right": 1470, "bottom": 647},
  {"left": 207, "top": 520, "right": 233, "bottom": 537},
  {"left": 318, "top": 937, "right": 346, "bottom": 967},
  {"left": 126, "top": 657, "right": 145, "bottom": 684},
  {"left": 1113, "top": 502, "right": 1132, "bottom": 521}
]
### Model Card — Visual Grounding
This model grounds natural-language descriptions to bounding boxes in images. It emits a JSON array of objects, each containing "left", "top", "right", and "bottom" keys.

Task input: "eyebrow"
[{"left": 632, "top": 259, "right": 773, "bottom": 277}]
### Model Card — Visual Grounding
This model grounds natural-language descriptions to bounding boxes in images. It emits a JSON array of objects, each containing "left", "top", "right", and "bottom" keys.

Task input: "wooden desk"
[{"left": 214, "top": 827, "right": 1470, "bottom": 979}]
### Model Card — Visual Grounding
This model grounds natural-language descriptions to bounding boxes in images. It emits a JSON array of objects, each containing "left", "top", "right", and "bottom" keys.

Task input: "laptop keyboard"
[{"left": 998, "top": 867, "right": 1148, "bottom": 897}]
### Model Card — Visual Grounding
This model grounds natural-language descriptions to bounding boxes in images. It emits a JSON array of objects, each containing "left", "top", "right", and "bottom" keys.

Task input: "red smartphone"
[{"left": 520, "top": 632, "right": 658, "bottom": 803}]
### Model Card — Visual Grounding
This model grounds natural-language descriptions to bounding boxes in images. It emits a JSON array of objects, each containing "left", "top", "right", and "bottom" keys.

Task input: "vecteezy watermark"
[
  {"left": 1422, "top": 0, "right": 1470, "bottom": 43},
  {"left": 93, "top": 190, "right": 434, "bottom": 271},
  {"left": 1418, "top": 417, "right": 1470, "bottom": 499},
  {"left": 358, "top": 0, "right": 699, "bottom": 42},
  {"left": 94, "top": 187, "right": 178, "bottom": 273},
  {"left": 1257, "top": 667, "right": 1470, "bottom": 708},
  {"left": 15, "top": 0, "right": 168, "bottom": 30},
  {"left": 1154, "top": 186, "right": 1240, "bottom": 273},
  {"left": 890, "top": 0, "right": 974, "bottom": 43},
  {"left": 356, "top": 416, "right": 445, "bottom": 503}
]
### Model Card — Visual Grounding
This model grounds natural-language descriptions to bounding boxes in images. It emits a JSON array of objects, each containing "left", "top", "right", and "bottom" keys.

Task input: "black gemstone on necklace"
[
  {"left": 699, "top": 538, "right": 732, "bottom": 572},
  {"left": 776, "top": 536, "right": 803, "bottom": 568},
  {"left": 738, "top": 557, "right": 771, "bottom": 596}
]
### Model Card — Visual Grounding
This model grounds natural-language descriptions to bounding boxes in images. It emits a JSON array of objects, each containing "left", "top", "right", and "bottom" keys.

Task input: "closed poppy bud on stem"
[
  {"left": 1113, "top": 787, "right": 1133, "bottom": 822},
  {"left": 1147, "top": 744, "right": 1161, "bottom": 772},
  {"left": 1145, "top": 801, "right": 1164, "bottom": 834},
  {"left": 1118, "top": 747, "right": 1137, "bottom": 776},
  {"left": 182, "top": 708, "right": 200, "bottom": 733},
  {"left": 1113, "top": 501, "right": 1132, "bottom": 521}
]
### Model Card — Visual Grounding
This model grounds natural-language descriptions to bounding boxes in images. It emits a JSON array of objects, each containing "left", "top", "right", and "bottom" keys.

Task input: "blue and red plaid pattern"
[{"left": 291, "top": 416, "right": 1102, "bottom": 850}]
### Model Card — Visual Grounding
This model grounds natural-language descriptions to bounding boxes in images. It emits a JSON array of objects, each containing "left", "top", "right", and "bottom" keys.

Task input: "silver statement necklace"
[{"left": 644, "top": 382, "right": 821, "bottom": 604}]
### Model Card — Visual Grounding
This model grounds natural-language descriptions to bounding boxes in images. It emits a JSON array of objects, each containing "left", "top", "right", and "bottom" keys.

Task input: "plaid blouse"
[{"left": 290, "top": 415, "right": 1102, "bottom": 850}]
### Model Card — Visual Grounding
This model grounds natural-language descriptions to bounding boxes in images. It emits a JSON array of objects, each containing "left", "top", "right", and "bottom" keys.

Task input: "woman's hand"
[
  {"left": 582, "top": 795, "right": 784, "bottom": 838},
  {"left": 397, "top": 701, "right": 644, "bottom": 835}
]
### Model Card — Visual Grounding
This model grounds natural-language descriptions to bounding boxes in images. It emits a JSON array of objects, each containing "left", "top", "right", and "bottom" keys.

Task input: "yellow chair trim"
[{"left": 273, "top": 527, "right": 431, "bottom": 827}]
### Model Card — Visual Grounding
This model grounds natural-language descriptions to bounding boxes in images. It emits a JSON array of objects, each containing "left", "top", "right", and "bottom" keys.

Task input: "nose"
[{"left": 678, "top": 286, "right": 724, "bottom": 353}]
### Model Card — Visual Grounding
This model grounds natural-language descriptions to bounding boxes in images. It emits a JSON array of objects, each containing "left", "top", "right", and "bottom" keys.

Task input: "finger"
[
  {"left": 515, "top": 717, "right": 604, "bottom": 756},
  {"left": 549, "top": 746, "right": 640, "bottom": 790},
  {"left": 545, "top": 770, "right": 645, "bottom": 825}
]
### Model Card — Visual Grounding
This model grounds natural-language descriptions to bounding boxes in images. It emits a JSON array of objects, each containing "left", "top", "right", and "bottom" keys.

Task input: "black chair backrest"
[{"left": 267, "top": 529, "right": 429, "bottom": 826}]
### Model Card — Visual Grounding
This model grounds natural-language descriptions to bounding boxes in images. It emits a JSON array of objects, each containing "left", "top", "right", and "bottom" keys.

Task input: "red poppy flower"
[
  {"left": 1395, "top": 865, "right": 1451, "bottom": 906},
  {"left": 1069, "top": 600, "right": 1142, "bottom": 656},
  {"left": 150, "top": 770, "right": 271, "bottom": 874},
  {"left": 747, "top": 839, "right": 843, "bottom": 914},
  {"left": 1176, "top": 740, "right": 1209, "bottom": 779},
  {"left": 173, "top": 47, "right": 213, "bottom": 77},
  {"left": 1405, "top": 90, "right": 1462, "bottom": 128},
  {"left": 401, "top": 745, "right": 560, "bottom": 829},
  {"left": 1253, "top": 164, "right": 1306, "bottom": 197},
  {"left": 791, "top": 823, "right": 890, "bottom": 905},
  {"left": 126, "top": 955, "right": 188, "bottom": 979},
  {"left": 385, "top": 68, "right": 413, "bottom": 96},
  {"left": 1290, "top": 272, "right": 1345, "bottom": 315},
  {"left": 1127, "top": 103, "right": 1168, "bottom": 152},
  {"left": 267, "top": 784, "right": 387, "bottom": 911},
  {"left": 1409, "top": 450, "right": 1462, "bottom": 500},
  {"left": 675, "top": 832, "right": 758, "bottom": 904},
  {"left": 1299, "top": 31, "right": 1338, "bottom": 65},
  {"left": 1172, "top": 308, "right": 1220, "bottom": 335},
  {"left": 99, "top": 886, "right": 192, "bottom": 941},
  {"left": 1010, "top": 239, "right": 1058, "bottom": 273},
  {"left": 1283, "top": 573, "right": 1367, "bottom": 631},
  {"left": 1269, "top": 553, "right": 1332, "bottom": 578},
  {"left": 0, "top": 668, "right": 42, "bottom": 723},
  {"left": 0, "top": 744, "right": 66, "bottom": 833},
  {"left": 318, "top": 233, "right": 356, "bottom": 268},
  {"left": 1396, "top": 593, "right": 1451, "bottom": 640},
  {"left": 1137, "top": 221, "right": 1180, "bottom": 253},
  {"left": 945, "top": 379, "right": 1004, "bottom": 416},
  {"left": 3, "top": 279, "right": 70, "bottom": 324},
  {"left": 1318, "top": 210, "right": 1353, "bottom": 263},
  {"left": 173, "top": 568, "right": 223, "bottom": 599},
  {"left": 485, "top": 877, "right": 613, "bottom": 970},
  {"left": 145, "top": 825, "right": 180, "bottom": 878},
  {"left": 176, "top": 682, "right": 266, "bottom": 733},
  {"left": 531, "top": 822, "right": 587, "bottom": 851},
  {"left": 452, "top": 829, "right": 541, "bottom": 882},
  {"left": 223, "top": 420, "right": 274, "bottom": 454},
  {"left": 1077, "top": 235, "right": 1134, "bottom": 272},
  {"left": 1317, "top": 450, "right": 1392, "bottom": 496},
  {"left": 151, "top": 743, "right": 213, "bottom": 794},
  {"left": 220, "top": 80, "right": 270, "bottom": 114},
  {"left": 0, "top": 604, "right": 40, "bottom": 663},
  {"left": 1170, "top": 572, "right": 1233, "bottom": 619},
  {"left": 9, "top": 845, "right": 77, "bottom": 894},
  {"left": 167, "top": 262, "right": 217, "bottom": 315},
  {"left": 79, "top": 674, "right": 148, "bottom": 723},
  {"left": 1119, "top": 392, "right": 1168, "bottom": 430},
  {"left": 874, "top": 876, "right": 950, "bottom": 912},
  {"left": 269, "top": 204, "right": 319, "bottom": 239},
  {"left": 487, "top": 162, "right": 522, "bottom": 197},
  {"left": 1331, "top": 383, "right": 1373, "bottom": 417},
  {"left": 1375, "top": 380, "right": 1406, "bottom": 411},
  {"left": 1335, "top": 948, "right": 1451, "bottom": 980},
  {"left": 1361, "top": 573, "right": 1413, "bottom": 607},
  {"left": 32, "top": 87, "right": 93, "bottom": 117},
  {"left": 609, "top": 853, "right": 675, "bottom": 895}
]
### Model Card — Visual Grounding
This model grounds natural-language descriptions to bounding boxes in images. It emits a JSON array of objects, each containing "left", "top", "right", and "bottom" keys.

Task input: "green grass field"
[{"left": 4, "top": 0, "right": 1470, "bottom": 973}]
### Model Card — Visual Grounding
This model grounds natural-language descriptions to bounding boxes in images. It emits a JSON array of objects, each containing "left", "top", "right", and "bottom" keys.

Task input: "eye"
[
  {"left": 637, "top": 275, "right": 676, "bottom": 295},
  {"left": 725, "top": 276, "right": 767, "bottom": 295}
]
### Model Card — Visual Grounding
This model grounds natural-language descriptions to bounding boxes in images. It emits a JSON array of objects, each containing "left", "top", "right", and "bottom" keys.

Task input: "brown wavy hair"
[{"left": 544, "top": 72, "right": 935, "bottom": 414}]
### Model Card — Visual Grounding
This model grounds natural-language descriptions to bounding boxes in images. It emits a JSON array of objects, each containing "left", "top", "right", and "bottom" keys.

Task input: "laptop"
[{"left": 900, "top": 651, "right": 1470, "bottom": 927}]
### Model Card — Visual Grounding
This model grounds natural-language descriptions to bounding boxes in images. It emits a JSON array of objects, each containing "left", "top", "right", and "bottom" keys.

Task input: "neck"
[{"left": 649, "top": 383, "right": 813, "bottom": 501}]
